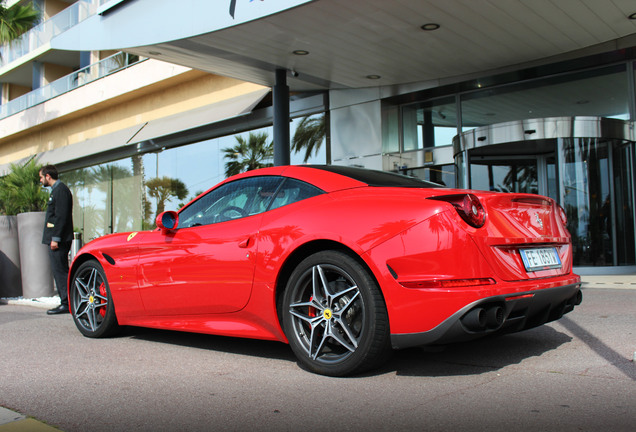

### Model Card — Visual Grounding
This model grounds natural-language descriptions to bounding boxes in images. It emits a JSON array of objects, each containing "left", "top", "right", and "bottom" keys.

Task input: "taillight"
[
  {"left": 432, "top": 193, "right": 486, "bottom": 228},
  {"left": 557, "top": 204, "right": 567, "bottom": 225}
]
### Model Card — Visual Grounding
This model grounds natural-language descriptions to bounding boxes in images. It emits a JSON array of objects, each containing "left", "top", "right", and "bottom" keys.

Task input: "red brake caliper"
[{"left": 98, "top": 282, "right": 107, "bottom": 317}]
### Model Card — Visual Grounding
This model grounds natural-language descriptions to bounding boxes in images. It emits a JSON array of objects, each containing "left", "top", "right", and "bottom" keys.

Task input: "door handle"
[{"left": 238, "top": 237, "right": 252, "bottom": 248}]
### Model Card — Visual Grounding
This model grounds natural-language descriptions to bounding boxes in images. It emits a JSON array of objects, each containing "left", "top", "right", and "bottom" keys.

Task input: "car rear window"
[{"left": 306, "top": 165, "right": 442, "bottom": 188}]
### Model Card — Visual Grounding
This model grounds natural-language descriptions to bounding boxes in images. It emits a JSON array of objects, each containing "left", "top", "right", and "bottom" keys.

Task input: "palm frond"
[
  {"left": 292, "top": 114, "right": 326, "bottom": 163},
  {"left": 0, "top": 2, "right": 40, "bottom": 45},
  {"left": 0, "top": 159, "right": 48, "bottom": 215},
  {"left": 222, "top": 131, "right": 273, "bottom": 177}
]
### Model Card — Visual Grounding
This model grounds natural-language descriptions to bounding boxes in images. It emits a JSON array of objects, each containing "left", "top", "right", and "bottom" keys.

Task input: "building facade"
[
  {"left": 1, "top": 0, "right": 635, "bottom": 274},
  {"left": 0, "top": 0, "right": 326, "bottom": 246}
]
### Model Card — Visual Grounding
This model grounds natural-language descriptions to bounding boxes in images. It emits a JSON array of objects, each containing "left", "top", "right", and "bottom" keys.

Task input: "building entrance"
[
  {"left": 469, "top": 155, "right": 559, "bottom": 201},
  {"left": 454, "top": 117, "right": 636, "bottom": 272}
]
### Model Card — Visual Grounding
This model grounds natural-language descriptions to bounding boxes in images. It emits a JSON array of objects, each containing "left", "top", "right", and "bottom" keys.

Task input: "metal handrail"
[
  {"left": 0, "top": 1, "right": 97, "bottom": 68},
  {"left": 0, "top": 52, "right": 145, "bottom": 120}
]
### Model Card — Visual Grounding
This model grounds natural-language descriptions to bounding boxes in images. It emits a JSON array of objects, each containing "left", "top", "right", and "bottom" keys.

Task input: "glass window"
[
  {"left": 142, "top": 137, "right": 229, "bottom": 220},
  {"left": 613, "top": 142, "right": 635, "bottom": 265},
  {"left": 402, "top": 165, "right": 456, "bottom": 187},
  {"left": 382, "top": 103, "right": 400, "bottom": 153},
  {"left": 562, "top": 138, "right": 612, "bottom": 266},
  {"left": 469, "top": 158, "right": 538, "bottom": 193},
  {"left": 178, "top": 176, "right": 283, "bottom": 228},
  {"left": 267, "top": 178, "right": 323, "bottom": 211},
  {"left": 633, "top": 60, "right": 636, "bottom": 121},
  {"left": 142, "top": 119, "right": 326, "bottom": 222},
  {"left": 546, "top": 156, "right": 557, "bottom": 201},
  {"left": 61, "top": 117, "right": 328, "bottom": 241},
  {"left": 461, "top": 65, "right": 629, "bottom": 131},
  {"left": 455, "top": 152, "right": 466, "bottom": 188},
  {"left": 62, "top": 158, "right": 143, "bottom": 242},
  {"left": 401, "top": 96, "right": 457, "bottom": 150}
]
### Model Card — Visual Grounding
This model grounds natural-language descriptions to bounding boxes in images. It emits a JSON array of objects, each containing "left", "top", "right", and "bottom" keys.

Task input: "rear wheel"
[
  {"left": 70, "top": 260, "right": 120, "bottom": 338},
  {"left": 282, "top": 251, "right": 391, "bottom": 376}
]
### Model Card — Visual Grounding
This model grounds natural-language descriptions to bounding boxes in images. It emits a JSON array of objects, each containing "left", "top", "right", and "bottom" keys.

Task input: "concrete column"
[{"left": 32, "top": 61, "right": 43, "bottom": 90}]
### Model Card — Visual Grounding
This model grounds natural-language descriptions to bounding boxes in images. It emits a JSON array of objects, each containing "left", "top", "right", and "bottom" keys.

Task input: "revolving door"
[{"left": 454, "top": 117, "right": 636, "bottom": 270}]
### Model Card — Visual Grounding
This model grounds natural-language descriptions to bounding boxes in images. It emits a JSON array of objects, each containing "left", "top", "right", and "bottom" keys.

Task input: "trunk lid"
[{"left": 445, "top": 191, "right": 572, "bottom": 281}]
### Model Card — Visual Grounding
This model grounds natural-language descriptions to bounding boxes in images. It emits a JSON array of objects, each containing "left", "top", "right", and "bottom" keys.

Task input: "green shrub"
[{"left": 0, "top": 160, "right": 48, "bottom": 215}]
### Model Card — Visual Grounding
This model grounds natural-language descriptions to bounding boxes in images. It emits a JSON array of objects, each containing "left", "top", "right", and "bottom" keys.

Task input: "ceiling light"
[
  {"left": 293, "top": 50, "right": 309, "bottom": 55},
  {"left": 366, "top": 75, "right": 381, "bottom": 80},
  {"left": 421, "top": 23, "right": 440, "bottom": 31}
]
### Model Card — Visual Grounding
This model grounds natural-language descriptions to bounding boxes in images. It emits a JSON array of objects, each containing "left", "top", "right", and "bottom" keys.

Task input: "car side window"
[
  {"left": 178, "top": 176, "right": 283, "bottom": 228},
  {"left": 267, "top": 178, "right": 323, "bottom": 211}
]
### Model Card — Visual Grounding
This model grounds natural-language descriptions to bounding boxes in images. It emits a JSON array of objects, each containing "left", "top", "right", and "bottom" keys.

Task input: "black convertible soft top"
[{"left": 306, "top": 165, "right": 442, "bottom": 188}]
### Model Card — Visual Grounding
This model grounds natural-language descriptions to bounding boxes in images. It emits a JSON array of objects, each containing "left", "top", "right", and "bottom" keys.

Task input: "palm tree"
[
  {"left": 223, "top": 131, "right": 273, "bottom": 177},
  {"left": 146, "top": 176, "right": 189, "bottom": 216},
  {"left": 0, "top": 1, "right": 40, "bottom": 45},
  {"left": 292, "top": 114, "right": 326, "bottom": 163}
]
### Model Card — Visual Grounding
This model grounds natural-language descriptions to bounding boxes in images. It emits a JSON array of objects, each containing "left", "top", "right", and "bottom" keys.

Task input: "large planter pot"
[
  {"left": 0, "top": 215, "right": 22, "bottom": 297},
  {"left": 17, "top": 212, "right": 54, "bottom": 298}
]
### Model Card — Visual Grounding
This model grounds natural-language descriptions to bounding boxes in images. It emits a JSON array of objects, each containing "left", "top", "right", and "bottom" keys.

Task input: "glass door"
[
  {"left": 561, "top": 137, "right": 635, "bottom": 267},
  {"left": 456, "top": 117, "right": 636, "bottom": 269},
  {"left": 469, "top": 156, "right": 540, "bottom": 195}
]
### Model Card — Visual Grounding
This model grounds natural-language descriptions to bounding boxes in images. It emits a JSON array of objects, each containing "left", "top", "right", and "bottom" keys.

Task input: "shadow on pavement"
[
  {"left": 384, "top": 324, "right": 572, "bottom": 377},
  {"left": 123, "top": 326, "right": 296, "bottom": 362},
  {"left": 558, "top": 316, "right": 636, "bottom": 381},
  {"left": 122, "top": 321, "right": 573, "bottom": 377}
]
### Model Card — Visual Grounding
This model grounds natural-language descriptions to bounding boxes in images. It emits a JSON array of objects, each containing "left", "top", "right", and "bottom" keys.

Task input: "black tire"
[
  {"left": 282, "top": 250, "right": 391, "bottom": 376},
  {"left": 70, "top": 259, "right": 120, "bottom": 338}
]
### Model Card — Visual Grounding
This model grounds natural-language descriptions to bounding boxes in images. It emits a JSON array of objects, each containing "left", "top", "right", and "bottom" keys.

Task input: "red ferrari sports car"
[{"left": 69, "top": 165, "right": 581, "bottom": 376}]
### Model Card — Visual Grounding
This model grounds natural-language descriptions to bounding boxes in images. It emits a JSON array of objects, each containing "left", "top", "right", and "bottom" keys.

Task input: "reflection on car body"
[{"left": 69, "top": 165, "right": 581, "bottom": 376}]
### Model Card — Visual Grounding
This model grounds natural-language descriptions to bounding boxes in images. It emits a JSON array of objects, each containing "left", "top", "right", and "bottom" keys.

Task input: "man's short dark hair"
[{"left": 40, "top": 164, "right": 59, "bottom": 180}]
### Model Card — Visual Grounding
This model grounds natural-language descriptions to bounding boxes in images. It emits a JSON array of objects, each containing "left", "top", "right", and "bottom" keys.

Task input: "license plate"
[{"left": 520, "top": 247, "right": 562, "bottom": 272}]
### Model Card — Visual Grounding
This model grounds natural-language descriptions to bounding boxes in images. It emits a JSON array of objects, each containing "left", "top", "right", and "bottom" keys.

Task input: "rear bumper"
[{"left": 390, "top": 281, "right": 582, "bottom": 349}]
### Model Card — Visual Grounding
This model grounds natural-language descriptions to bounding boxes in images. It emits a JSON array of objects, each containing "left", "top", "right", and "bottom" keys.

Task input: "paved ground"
[{"left": 0, "top": 280, "right": 634, "bottom": 431}]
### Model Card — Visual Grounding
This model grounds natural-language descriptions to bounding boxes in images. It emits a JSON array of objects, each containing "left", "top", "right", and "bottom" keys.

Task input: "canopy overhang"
[{"left": 52, "top": 0, "right": 636, "bottom": 92}]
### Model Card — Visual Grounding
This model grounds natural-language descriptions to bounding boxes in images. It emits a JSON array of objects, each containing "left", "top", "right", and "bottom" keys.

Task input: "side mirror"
[{"left": 156, "top": 211, "right": 179, "bottom": 231}]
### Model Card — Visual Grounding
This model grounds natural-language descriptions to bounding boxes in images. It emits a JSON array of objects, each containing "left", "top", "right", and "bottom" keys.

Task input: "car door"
[{"left": 136, "top": 176, "right": 283, "bottom": 315}]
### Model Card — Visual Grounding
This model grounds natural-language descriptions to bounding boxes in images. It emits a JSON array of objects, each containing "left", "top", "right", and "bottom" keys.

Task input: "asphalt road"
[{"left": 1, "top": 287, "right": 634, "bottom": 432}]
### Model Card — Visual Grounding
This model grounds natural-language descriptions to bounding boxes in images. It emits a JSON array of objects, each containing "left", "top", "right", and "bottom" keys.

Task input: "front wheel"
[
  {"left": 282, "top": 251, "right": 391, "bottom": 376},
  {"left": 70, "top": 259, "right": 120, "bottom": 338}
]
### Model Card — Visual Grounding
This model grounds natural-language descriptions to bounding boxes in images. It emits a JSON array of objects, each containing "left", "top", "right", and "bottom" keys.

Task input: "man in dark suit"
[{"left": 39, "top": 165, "right": 74, "bottom": 315}]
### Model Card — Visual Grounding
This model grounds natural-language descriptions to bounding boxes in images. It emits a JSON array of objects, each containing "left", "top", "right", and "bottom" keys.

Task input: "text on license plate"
[{"left": 519, "top": 247, "right": 562, "bottom": 272}]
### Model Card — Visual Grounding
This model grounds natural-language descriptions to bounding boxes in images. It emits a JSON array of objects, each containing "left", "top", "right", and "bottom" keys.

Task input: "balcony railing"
[
  {"left": 0, "top": 52, "right": 145, "bottom": 120},
  {"left": 0, "top": 1, "right": 98, "bottom": 68}
]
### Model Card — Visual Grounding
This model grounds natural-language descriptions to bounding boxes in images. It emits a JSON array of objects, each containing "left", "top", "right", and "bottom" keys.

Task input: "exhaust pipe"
[
  {"left": 485, "top": 305, "right": 504, "bottom": 328},
  {"left": 462, "top": 308, "right": 486, "bottom": 331},
  {"left": 462, "top": 305, "right": 506, "bottom": 332}
]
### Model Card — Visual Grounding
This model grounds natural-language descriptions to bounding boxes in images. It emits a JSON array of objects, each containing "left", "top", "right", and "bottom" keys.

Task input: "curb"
[
  {"left": 581, "top": 282, "right": 636, "bottom": 289},
  {"left": 580, "top": 275, "right": 636, "bottom": 289},
  {"left": 0, "top": 297, "right": 59, "bottom": 309},
  {"left": 0, "top": 407, "right": 61, "bottom": 432}
]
